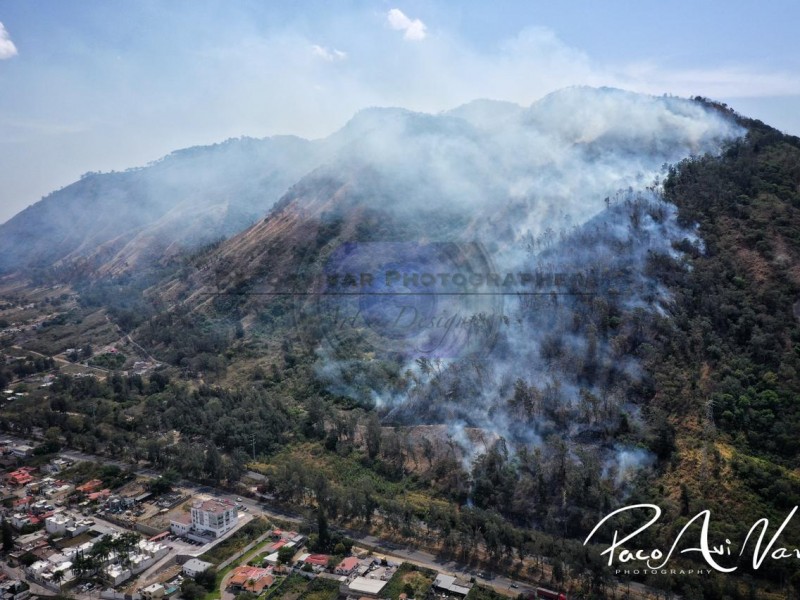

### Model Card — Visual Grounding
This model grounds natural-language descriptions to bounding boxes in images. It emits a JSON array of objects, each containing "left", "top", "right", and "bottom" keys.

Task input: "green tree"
[
  {"left": 365, "top": 413, "right": 382, "bottom": 460},
  {"left": 1, "top": 518, "right": 14, "bottom": 553},
  {"left": 277, "top": 545, "right": 296, "bottom": 565},
  {"left": 317, "top": 508, "right": 330, "bottom": 552},
  {"left": 149, "top": 472, "right": 176, "bottom": 495},
  {"left": 195, "top": 567, "right": 217, "bottom": 591},
  {"left": 52, "top": 569, "right": 64, "bottom": 591},
  {"left": 180, "top": 579, "right": 207, "bottom": 600},
  {"left": 204, "top": 444, "right": 223, "bottom": 483}
]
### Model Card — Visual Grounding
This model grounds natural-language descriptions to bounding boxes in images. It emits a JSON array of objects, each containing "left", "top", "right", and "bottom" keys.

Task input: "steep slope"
[
  {"left": 138, "top": 89, "right": 743, "bottom": 508},
  {"left": 0, "top": 135, "right": 321, "bottom": 276}
]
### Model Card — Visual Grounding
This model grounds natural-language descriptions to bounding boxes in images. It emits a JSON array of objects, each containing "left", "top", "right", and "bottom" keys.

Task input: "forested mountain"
[{"left": 2, "top": 88, "right": 800, "bottom": 598}]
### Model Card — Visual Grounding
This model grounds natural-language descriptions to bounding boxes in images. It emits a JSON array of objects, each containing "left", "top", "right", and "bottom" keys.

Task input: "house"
[
  {"left": 138, "top": 539, "right": 169, "bottom": 560},
  {"left": 76, "top": 479, "right": 103, "bottom": 493},
  {"left": 12, "top": 497, "right": 31, "bottom": 507},
  {"left": 433, "top": 574, "right": 473, "bottom": 597},
  {"left": 6, "top": 468, "right": 35, "bottom": 486},
  {"left": 12, "top": 531, "right": 47, "bottom": 555},
  {"left": 140, "top": 583, "right": 165, "bottom": 600},
  {"left": 532, "top": 588, "right": 567, "bottom": 600},
  {"left": 105, "top": 563, "right": 132, "bottom": 586},
  {"left": 340, "top": 577, "right": 387, "bottom": 599},
  {"left": 334, "top": 556, "right": 360, "bottom": 576},
  {"left": 302, "top": 554, "right": 330, "bottom": 568},
  {"left": 228, "top": 566, "right": 274, "bottom": 594},
  {"left": 41, "top": 482, "right": 73, "bottom": 499},
  {"left": 182, "top": 558, "right": 214, "bottom": 578},
  {"left": 0, "top": 580, "right": 30, "bottom": 600},
  {"left": 169, "top": 512, "right": 191, "bottom": 537},
  {"left": 190, "top": 498, "right": 238, "bottom": 538},
  {"left": 263, "top": 540, "right": 296, "bottom": 565},
  {"left": 44, "top": 514, "right": 71, "bottom": 536},
  {"left": 87, "top": 489, "right": 111, "bottom": 502},
  {"left": 43, "top": 458, "right": 71, "bottom": 474},
  {"left": 9, "top": 445, "right": 33, "bottom": 459},
  {"left": 10, "top": 514, "right": 32, "bottom": 529},
  {"left": 29, "top": 500, "right": 54, "bottom": 515}
]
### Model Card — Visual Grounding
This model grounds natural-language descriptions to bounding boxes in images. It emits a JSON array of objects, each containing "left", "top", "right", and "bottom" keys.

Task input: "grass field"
[
  {"left": 383, "top": 563, "right": 436, "bottom": 600},
  {"left": 200, "top": 517, "right": 271, "bottom": 565}
]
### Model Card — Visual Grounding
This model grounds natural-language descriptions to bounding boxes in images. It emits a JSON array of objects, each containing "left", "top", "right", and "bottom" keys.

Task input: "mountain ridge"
[{"left": 0, "top": 87, "right": 742, "bottom": 280}]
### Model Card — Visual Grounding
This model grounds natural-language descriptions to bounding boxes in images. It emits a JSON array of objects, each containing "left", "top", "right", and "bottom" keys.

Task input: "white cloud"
[
  {"left": 387, "top": 8, "right": 427, "bottom": 41},
  {"left": 311, "top": 44, "right": 347, "bottom": 62},
  {"left": 0, "top": 22, "right": 18, "bottom": 59}
]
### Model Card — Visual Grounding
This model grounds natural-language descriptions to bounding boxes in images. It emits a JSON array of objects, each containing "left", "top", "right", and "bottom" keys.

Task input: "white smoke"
[{"left": 281, "top": 87, "right": 743, "bottom": 492}]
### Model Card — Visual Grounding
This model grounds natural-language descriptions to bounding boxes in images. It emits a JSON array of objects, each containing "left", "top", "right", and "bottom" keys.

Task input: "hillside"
[
  {"left": 2, "top": 89, "right": 800, "bottom": 598},
  {"left": 0, "top": 135, "right": 321, "bottom": 277}
]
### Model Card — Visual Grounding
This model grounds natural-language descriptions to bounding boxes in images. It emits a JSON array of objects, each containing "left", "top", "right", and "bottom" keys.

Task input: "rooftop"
[
  {"left": 193, "top": 498, "right": 235, "bottom": 514},
  {"left": 433, "top": 574, "right": 473, "bottom": 596},
  {"left": 337, "top": 556, "right": 360, "bottom": 571},
  {"left": 304, "top": 554, "right": 330, "bottom": 566},
  {"left": 347, "top": 577, "right": 388, "bottom": 595},
  {"left": 229, "top": 566, "right": 272, "bottom": 588},
  {"left": 171, "top": 512, "right": 192, "bottom": 524},
  {"left": 184, "top": 558, "right": 214, "bottom": 572}
]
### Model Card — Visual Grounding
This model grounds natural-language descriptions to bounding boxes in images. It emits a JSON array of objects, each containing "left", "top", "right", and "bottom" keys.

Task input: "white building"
[
  {"left": 169, "top": 512, "right": 191, "bottom": 536},
  {"left": 105, "top": 564, "right": 132, "bottom": 586},
  {"left": 341, "top": 577, "right": 388, "bottom": 599},
  {"left": 138, "top": 539, "right": 169, "bottom": 560},
  {"left": 45, "top": 513, "right": 92, "bottom": 538},
  {"left": 10, "top": 514, "right": 32, "bottom": 529},
  {"left": 45, "top": 513, "right": 70, "bottom": 536},
  {"left": 9, "top": 445, "right": 33, "bottom": 458},
  {"left": 141, "top": 583, "right": 165, "bottom": 600},
  {"left": 183, "top": 558, "right": 214, "bottom": 578},
  {"left": 190, "top": 499, "right": 238, "bottom": 537}
]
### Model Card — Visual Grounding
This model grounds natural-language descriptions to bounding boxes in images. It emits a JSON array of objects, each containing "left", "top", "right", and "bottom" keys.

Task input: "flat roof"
[
  {"left": 434, "top": 574, "right": 472, "bottom": 596},
  {"left": 347, "top": 577, "right": 388, "bottom": 595},
  {"left": 184, "top": 558, "right": 213, "bottom": 571},
  {"left": 193, "top": 498, "right": 235, "bottom": 513}
]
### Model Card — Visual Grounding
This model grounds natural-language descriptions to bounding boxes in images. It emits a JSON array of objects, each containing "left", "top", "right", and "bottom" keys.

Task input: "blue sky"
[{"left": 1, "top": 1, "right": 799, "bottom": 223}]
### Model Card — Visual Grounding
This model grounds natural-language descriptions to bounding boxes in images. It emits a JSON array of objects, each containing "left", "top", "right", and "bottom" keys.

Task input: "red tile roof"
[
  {"left": 76, "top": 478, "right": 103, "bottom": 492},
  {"left": 229, "top": 566, "right": 274, "bottom": 592},
  {"left": 304, "top": 554, "right": 329, "bottom": 566},
  {"left": 336, "top": 556, "right": 360, "bottom": 572}
]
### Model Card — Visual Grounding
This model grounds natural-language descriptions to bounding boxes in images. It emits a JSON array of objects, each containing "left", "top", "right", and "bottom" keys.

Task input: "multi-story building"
[{"left": 190, "top": 499, "right": 237, "bottom": 537}]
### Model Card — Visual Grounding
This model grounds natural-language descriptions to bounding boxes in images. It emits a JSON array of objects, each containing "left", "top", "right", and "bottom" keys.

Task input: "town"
[{"left": 0, "top": 437, "right": 565, "bottom": 600}]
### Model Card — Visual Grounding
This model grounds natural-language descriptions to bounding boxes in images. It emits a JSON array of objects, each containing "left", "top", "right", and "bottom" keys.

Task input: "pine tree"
[{"left": 1, "top": 518, "right": 13, "bottom": 553}]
